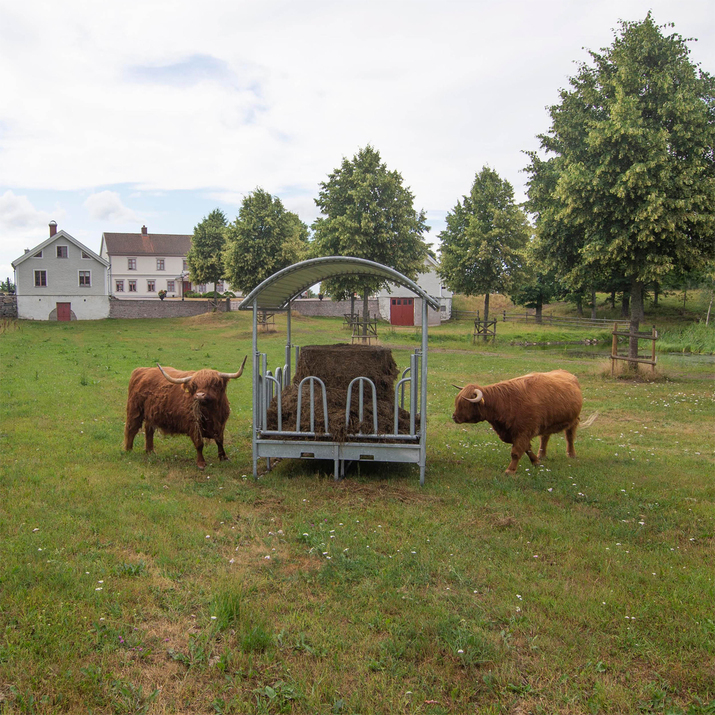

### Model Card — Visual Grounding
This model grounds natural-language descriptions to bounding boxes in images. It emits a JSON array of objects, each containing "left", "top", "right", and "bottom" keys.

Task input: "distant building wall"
[
  {"left": 17, "top": 295, "right": 110, "bottom": 320},
  {"left": 108, "top": 298, "right": 230, "bottom": 319}
]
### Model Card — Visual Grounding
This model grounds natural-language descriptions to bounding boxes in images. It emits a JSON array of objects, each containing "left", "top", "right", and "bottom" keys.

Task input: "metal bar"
[
  {"left": 410, "top": 352, "right": 417, "bottom": 436},
  {"left": 286, "top": 301, "right": 292, "bottom": 384},
  {"left": 420, "top": 298, "right": 428, "bottom": 485},
  {"left": 394, "top": 377, "right": 411, "bottom": 434},
  {"left": 252, "top": 301, "right": 259, "bottom": 478},
  {"left": 346, "top": 377, "right": 378, "bottom": 435}
]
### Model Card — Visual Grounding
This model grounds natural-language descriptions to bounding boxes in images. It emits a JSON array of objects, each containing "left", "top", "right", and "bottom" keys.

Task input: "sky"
[{"left": 1, "top": 0, "right": 714, "bottom": 280}]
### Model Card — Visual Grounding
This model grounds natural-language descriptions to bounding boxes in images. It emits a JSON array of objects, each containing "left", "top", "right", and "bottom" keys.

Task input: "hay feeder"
[{"left": 238, "top": 257, "right": 439, "bottom": 484}]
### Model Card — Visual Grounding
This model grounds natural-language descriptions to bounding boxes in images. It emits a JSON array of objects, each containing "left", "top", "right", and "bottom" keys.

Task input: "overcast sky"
[{"left": 1, "top": 0, "right": 713, "bottom": 280}]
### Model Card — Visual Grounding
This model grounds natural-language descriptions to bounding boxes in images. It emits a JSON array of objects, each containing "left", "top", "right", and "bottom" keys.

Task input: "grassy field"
[{"left": 1, "top": 311, "right": 714, "bottom": 714}]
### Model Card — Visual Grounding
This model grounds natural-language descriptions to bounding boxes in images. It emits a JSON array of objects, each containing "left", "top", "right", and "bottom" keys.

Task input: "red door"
[
  {"left": 56, "top": 302, "right": 72, "bottom": 321},
  {"left": 390, "top": 297, "right": 414, "bottom": 326}
]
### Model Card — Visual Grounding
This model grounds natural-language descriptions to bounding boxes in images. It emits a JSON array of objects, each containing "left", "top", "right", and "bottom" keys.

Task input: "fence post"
[
  {"left": 611, "top": 322, "right": 618, "bottom": 376},
  {"left": 651, "top": 325, "right": 657, "bottom": 373}
]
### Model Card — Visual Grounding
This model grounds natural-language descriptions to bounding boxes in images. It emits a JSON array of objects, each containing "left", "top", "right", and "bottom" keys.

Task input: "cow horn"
[
  {"left": 157, "top": 364, "right": 192, "bottom": 384},
  {"left": 464, "top": 388, "right": 484, "bottom": 404},
  {"left": 451, "top": 384, "right": 464, "bottom": 390},
  {"left": 218, "top": 355, "right": 248, "bottom": 380}
]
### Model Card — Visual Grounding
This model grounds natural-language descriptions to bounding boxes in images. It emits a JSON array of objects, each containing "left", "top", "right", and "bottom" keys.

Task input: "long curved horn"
[
  {"left": 157, "top": 364, "right": 192, "bottom": 384},
  {"left": 218, "top": 355, "right": 248, "bottom": 380},
  {"left": 451, "top": 384, "right": 464, "bottom": 390},
  {"left": 464, "top": 388, "right": 484, "bottom": 404}
]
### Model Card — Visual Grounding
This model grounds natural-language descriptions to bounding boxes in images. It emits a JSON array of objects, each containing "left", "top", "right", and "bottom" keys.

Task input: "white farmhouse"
[
  {"left": 100, "top": 226, "right": 193, "bottom": 299},
  {"left": 12, "top": 222, "right": 110, "bottom": 321},
  {"left": 376, "top": 255, "right": 452, "bottom": 326}
]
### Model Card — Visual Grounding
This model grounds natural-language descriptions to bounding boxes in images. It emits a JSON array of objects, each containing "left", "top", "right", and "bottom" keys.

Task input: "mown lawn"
[{"left": 0, "top": 312, "right": 713, "bottom": 714}]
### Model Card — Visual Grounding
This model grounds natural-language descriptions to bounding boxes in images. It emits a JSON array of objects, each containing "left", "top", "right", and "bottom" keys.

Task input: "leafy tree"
[
  {"left": 526, "top": 14, "right": 715, "bottom": 366},
  {"left": 0, "top": 277, "right": 15, "bottom": 293},
  {"left": 186, "top": 208, "right": 228, "bottom": 295},
  {"left": 509, "top": 245, "right": 565, "bottom": 323},
  {"left": 438, "top": 166, "right": 530, "bottom": 322},
  {"left": 223, "top": 189, "right": 308, "bottom": 295},
  {"left": 311, "top": 145, "right": 429, "bottom": 325}
]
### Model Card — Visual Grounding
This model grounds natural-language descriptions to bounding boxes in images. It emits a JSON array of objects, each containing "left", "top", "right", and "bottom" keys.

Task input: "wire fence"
[{"left": 451, "top": 309, "right": 630, "bottom": 329}]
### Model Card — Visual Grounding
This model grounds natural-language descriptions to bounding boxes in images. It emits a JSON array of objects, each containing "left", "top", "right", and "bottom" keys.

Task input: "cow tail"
[{"left": 579, "top": 411, "right": 599, "bottom": 428}]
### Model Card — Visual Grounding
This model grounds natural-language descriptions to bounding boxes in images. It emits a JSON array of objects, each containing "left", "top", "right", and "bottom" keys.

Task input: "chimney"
[
  {"left": 49, "top": 220, "right": 57, "bottom": 237},
  {"left": 141, "top": 225, "right": 148, "bottom": 235}
]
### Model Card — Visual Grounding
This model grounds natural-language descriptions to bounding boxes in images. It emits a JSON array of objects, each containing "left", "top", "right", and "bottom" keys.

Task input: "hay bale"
[{"left": 266, "top": 344, "right": 416, "bottom": 440}]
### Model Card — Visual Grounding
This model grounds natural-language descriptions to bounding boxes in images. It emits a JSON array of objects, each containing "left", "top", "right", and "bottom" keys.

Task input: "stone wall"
[
  {"left": 291, "top": 298, "right": 380, "bottom": 318},
  {"left": 0, "top": 294, "right": 17, "bottom": 319},
  {"left": 109, "top": 297, "right": 231, "bottom": 319}
]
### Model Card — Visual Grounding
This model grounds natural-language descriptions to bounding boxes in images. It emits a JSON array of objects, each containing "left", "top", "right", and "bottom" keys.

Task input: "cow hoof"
[
  {"left": 197, "top": 463, "right": 206, "bottom": 470},
  {"left": 505, "top": 469, "right": 517, "bottom": 476},
  {"left": 219, "top": 455, "right": 229, "bottom": 462}
]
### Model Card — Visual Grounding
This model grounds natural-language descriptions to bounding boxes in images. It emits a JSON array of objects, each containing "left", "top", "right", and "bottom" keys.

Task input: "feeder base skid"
[{"left": 255, "top": 438, "right": 424, "bottom": 481}]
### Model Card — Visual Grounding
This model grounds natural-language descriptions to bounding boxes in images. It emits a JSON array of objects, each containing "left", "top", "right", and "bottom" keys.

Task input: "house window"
[
  {"left": 34, "top": 250, "right": 43, "bottom": 258},
  {"left": 147, "top": 280, "right": 156, "bottom": 292},
  {"left": 183, "top": 260, "right": 188, "bottom": 271},
  {"left": 56, "top": 245, "right": 68, "bottom": 259},
  {"left": 166, "top": 280, "right": 175, "bottom": 292},
  {"left": 115, "top": 280, "right": 125, "bottom": 292},
  {"left": 79, "top": 270, "right": 91, "bottom": 287},
  {"left": 34, "top": 270, "right": 47, "bottom": 287},
  {"left": 156, "top": 259, "right": 165, "bottom": 271},
  {"left": 128, "top": 280, "right": 137, "bottom": 292},
  {"left": 81, "top": 250, "right": 91, "bottom": 259},
  {"left": 128, "top": 258, "right": 137, "bottom": 270}
]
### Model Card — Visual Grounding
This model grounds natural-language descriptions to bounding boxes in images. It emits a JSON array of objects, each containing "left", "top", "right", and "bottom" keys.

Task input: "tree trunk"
[
  {"left": 590, "top": 288, "right": 597, "bottom": 320},
  {"left": 628, "top": 279, "right": 644, "bottom": 372},
  {"left": 483, "top": 293, "right": 490, "bottom": 324},
  {"left": 576, "top": 295, "right": 583, "bottom": 317},
  {"left": 535, "top": 300, "right": 543, "bottom": 324},
  {"left": 653, "top": 282, "right": 659, "bottom": 307},
  {"left": 350, "top": 294, "right": 355, "bottom": 318},
  {"left": 610, "top": 290, "right": 616, "bottom": 310},
  {"left": 621, "top": 293, "right": 630, "bottom": 318}
]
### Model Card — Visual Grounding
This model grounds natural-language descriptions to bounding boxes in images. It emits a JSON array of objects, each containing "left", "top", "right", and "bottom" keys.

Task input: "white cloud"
[
  {"left": 83, "top": 191, "right": 140, "bottom": 223},
  {"left": 0, "top": 190, "right": 52, "bottom": 228}
]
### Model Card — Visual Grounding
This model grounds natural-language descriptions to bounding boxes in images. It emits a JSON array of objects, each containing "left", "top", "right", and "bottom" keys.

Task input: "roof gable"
[{"left": 12, "top": 231, "right": 109, "bottom": 268}]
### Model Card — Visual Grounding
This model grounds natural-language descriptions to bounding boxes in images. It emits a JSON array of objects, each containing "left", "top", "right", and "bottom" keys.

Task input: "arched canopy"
[{"left": 238, "top": 256, "right": 440, "bottom": 312}]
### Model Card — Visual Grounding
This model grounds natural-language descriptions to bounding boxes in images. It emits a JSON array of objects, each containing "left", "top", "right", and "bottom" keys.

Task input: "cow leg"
[
  {"left": 506, "top": 437, "right": 531, "bottom": 474},
  {"left": 144, "top": 425, "right": 155, "bottom": 453},
  {"left": 216, "top": 439, "right": 228, "bottom": 461},
  {"left": 124, "top": 409, "right": 143, "bottom": 451},
  {"left": 565, "top": 423, "right": 578, "bottom": 458},
  {"left": 525, "top": 447, "right": 540, "bottom": 465},
  {"left": 538, "top": 434, "right": 551, "bottom": 460}
]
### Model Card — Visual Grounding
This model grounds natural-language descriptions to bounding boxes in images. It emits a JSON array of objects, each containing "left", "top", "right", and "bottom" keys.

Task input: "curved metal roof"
[{"left": 238, "top": 256, "right": 441, "bottom": 311}]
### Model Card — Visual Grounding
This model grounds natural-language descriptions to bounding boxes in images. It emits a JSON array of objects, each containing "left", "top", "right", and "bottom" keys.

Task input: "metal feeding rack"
[{"left": 238, "top": 257, "right": 439, "bottom": 485}]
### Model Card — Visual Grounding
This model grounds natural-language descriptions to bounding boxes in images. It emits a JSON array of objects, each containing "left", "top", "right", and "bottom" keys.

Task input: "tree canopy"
[
  {"left": 525, "top": 14, "right": 715, "bottom": 352},
  {"left": 311, "top": 145, "right": 429, "bottom": 301},
  {"left": 438, "top": 166, "right": 530, "bottom": 321},
  {"left": 223, "top": 189, "right": 308, "bottom": 295},
  {"left": 186, "top": 208, "right": 228, "bottom": 292}
]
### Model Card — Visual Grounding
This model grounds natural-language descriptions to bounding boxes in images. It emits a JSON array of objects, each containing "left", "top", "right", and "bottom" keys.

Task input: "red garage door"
[
  {"left": 390, "top": 297, "right": 414, "bottom": 326},
  {"left": 56, "top": 302, "right": 72, "bottom": 322}
]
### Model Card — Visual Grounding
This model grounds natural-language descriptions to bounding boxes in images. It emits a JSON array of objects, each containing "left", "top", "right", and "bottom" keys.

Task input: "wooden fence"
[
  {"left": 610, "top": 323, "right": 658, "bottom": 374},
  {"left": 451, "top": 309, "right": 630, "bottom": 328},
  {"left": 473, "top": 318, "right": 497, "bottom": 343}
]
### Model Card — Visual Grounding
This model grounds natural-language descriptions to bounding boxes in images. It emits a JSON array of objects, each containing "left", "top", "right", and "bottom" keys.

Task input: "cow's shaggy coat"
[
  {"left": 124, "top": 360, "right": 245, "bottom": 469},
  {"left": 452, "top": 369, "right": 583, "bottom": 474}
]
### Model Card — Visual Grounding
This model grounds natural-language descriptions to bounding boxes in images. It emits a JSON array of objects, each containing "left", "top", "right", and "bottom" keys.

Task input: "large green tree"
[
  {"left": 311, "top": 145, "right": 429, "bottom": 323},
  {"left": 438, "top": 166, "right": 530, "bottom": 322},
  {"left": 223, "top": 189, "right": 308, "bottom": 295},
  {"left": 186, "top": 208, "right": 228, "bottom": 295},
  {"left": 526, "top": 14, "right": 715, "bottom": 365}
]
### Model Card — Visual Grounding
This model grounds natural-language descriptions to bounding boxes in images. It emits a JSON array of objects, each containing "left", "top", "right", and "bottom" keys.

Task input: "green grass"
[{"left": 0, "top": 312, "right": 714, "bottom": 713}]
